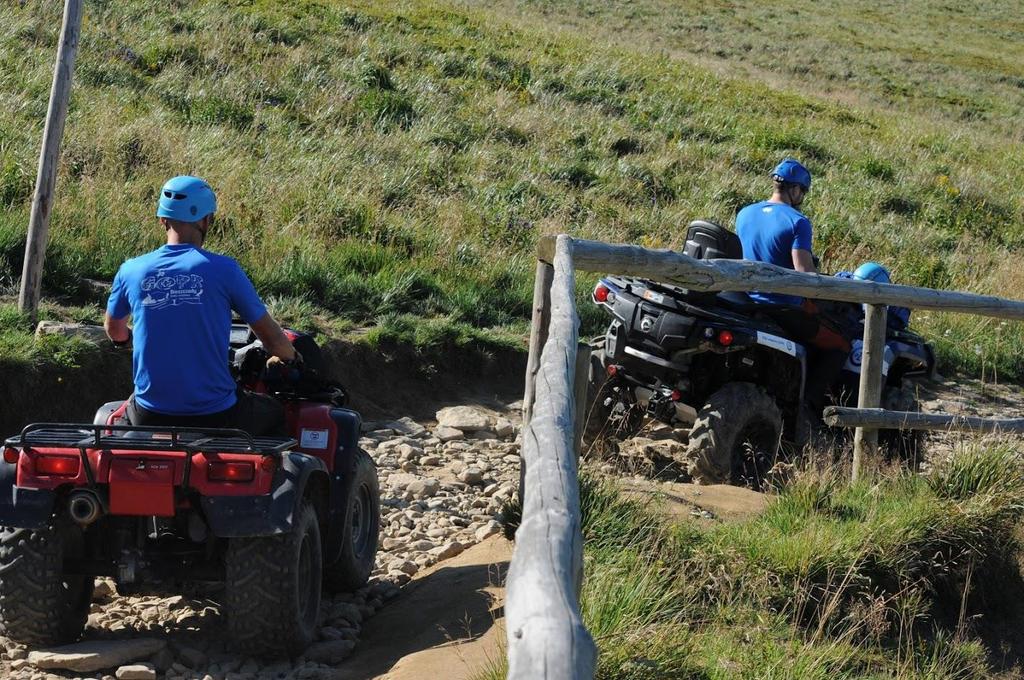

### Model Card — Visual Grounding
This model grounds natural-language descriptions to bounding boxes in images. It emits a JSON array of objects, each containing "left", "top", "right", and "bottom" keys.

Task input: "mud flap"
[
  {"left": 0, "top": 461, "right": 55, "bottom": 529},
  {"left": 201, "top": 452, "right": 328, "bottom": 538},
  {"left": 323, "top": 408, "right": 362, "bottom": 566}
]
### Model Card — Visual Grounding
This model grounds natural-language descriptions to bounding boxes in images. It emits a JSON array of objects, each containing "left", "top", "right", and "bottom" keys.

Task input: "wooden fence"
[
  {"left": 19, "top": 0, "right": 82, "bottom": 322},
  {"left": 508, "top": 234, "right": 1024, "bottom": 678}
]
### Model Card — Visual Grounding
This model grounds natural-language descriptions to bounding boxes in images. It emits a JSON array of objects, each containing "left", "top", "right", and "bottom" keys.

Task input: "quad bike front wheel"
[
  {"left": 324, "top": 448, "right": 380, "bottom": 593},
  {"left": 225, "top": 500, "right": 322, "bottom": 657},
  {"left": 686, "top": 382, "right": 784, "bottom": 488},
  {"left": 0, "top": 520, "right": 94, "bottom": 646}
]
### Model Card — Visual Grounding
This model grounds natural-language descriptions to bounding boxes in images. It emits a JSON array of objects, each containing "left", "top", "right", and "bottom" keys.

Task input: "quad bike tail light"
[
  {"left": 35, "top": 455, "right": 80, "bottom": 477},
  {"left": 717, "top": 330, "right": 734, "bottom": 347},
  {"left": 2, "top": 448, "right": 18, "bottom": 464},
  {"left": 208, "top": 461, "right": 255, "bottom": 483},
  {"left": 593, "top": 284, "right": 610, "bottom": 303},
  {"left": 606, "top": 364, "right": 619, "bottom": 377}
]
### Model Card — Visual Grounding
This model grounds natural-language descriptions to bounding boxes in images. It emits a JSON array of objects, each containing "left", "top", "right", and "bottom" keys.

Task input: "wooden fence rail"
[
  {"left": 511, "top": 234, "right": 1024, "bottom": 679},
  {"left": 824, "top": 407, "right": 1024, "bottom": 434},
  {"left": 507, "top": 235, "right": 596, "bottom": 679}
]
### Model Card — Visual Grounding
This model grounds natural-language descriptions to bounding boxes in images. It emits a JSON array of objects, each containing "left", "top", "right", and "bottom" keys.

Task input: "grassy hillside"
[
  {"left": 463, "top": 0, "right": 1024, "bottom": 133},
  {"left": 2, "top": 0, "right": 1023, "bottom": 376},
  {"left": 493, "top": 446, "right": 1024, "bottom": 678}
]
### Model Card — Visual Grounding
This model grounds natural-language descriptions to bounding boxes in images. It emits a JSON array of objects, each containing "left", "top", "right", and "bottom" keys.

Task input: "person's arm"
[
  {"left": 104, "top": 267, "right": 132, "bottom": 344},
  {"left": 791, "top": 217, "right": 816, "bottom": 273},
  {"left": 249, "top": 313, "right": 297, "bottom": 362},
  {"left": 226, "top": 260, "right": 296, "bottom": 361},
  {"left": 104, "top": 313, "right": 131, "bottom": 344},
  {"left": 792, "top": 249, "right": 817, "bottom": 273}
]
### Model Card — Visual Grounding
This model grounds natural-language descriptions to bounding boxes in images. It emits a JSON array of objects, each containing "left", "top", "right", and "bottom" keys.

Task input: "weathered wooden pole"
[
  {"left": 520, "top": 257, "right": 555, "bottom": 505},
  {"left": 852, "top": 304, "right": 887, "bottom": 480},
  {"left": 568, "top": 239, "right": 1024, "bottom": 319},
  {"left": 825, "top": 407, "right": 1024, "bottom": 434},
  {"left": 523, "top": 258, "right": 555, "bottom": 428},
  {"left": 572, "top": 341, "right": 591, "bottom": 457},
  {"left": 18, "top": 0, "right": 83, "bottom": 321},
  {"left": 507, "top": 235, "right": 596, "bottom": 679}
]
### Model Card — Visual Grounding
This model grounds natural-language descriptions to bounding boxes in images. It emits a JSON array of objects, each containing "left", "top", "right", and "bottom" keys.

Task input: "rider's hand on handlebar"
[
  {"left": 266, "top": 349, "right": 303, "bottom": 369},
  {"left": 266, "top": 350, "right": 304, "bottom": 383}
]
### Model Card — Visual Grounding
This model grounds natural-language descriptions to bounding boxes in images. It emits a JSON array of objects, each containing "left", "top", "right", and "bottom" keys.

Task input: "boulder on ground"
[
  {"left": 29, "top": 639, "right": 166, "bottom": 673},
  {"left": 35, "top": 321, "right": 109, "bottom": 345},
  {"left": 115, "top": 663, "right": 157, "bottom": 680},
  {"left": 434, "top": 426, "right": 465, "bottom": 442},
  {"left": 406, "top": 477, "right": 440, "bottom": 499},
  {"left": 618, "top": 436, "right": 688, "bottom": 463},
  {"left": 435, "top": 406, "right": 493, "bottom": 432}
]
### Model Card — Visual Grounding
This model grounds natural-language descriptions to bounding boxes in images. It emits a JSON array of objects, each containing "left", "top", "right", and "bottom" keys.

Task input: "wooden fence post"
[
  {"left": 852, "top": 304, "right": 887, "bottom": 480},
  {"left": 18, "top": 0, "right": 83, "bottom": 321},
  {"left": 523, "top": 259, "right": 555, "bottom": 428},
  {"left": 572, "top": 341, "right": 591, "bottom": 458},
  {"left": 520, "top": 258, "right": 555, "bottom": 505}
]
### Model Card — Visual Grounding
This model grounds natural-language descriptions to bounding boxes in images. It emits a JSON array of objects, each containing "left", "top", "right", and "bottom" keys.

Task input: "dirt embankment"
[{"left": 0, "top": 336, "right": 527, "bottom": 438}]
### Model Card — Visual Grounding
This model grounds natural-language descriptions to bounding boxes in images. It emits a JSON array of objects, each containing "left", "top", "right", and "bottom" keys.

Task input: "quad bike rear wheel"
[
  {"left": 0, "top": 520, "right": 94, "bottom": 646},
  {"left": 686, "top": 382, "right": 784, "bottom": 488},
  {"left": 581, "top": 347, "right": 643, "bottom": 456},
  {"left": 225, "top": 500, "right": 322, "bottom": 657},
  {"left": 324, "top": 448, "right": 380, "bottom": 593}
]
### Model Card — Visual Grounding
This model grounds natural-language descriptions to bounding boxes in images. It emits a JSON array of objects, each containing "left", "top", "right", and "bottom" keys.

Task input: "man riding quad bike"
[
  {"left": 583, "top": 221, "right": 935, "bottom": 488},
  {"left": 0, "top": 177, "right": 380, "bottom": 656}
]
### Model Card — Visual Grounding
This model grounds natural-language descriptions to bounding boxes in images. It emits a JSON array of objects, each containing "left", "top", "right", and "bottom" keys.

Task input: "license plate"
[{"left": 641, "top": 289, "right": 665, "bottom": 305}]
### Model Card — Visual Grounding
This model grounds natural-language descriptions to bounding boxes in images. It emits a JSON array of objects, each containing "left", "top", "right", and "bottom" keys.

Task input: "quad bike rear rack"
[
  {"left": 5, "top": 423, "right": 296, "bottom": 455},
  {"left": 5, "top": 423, "right": 297, "bottom": 491}
]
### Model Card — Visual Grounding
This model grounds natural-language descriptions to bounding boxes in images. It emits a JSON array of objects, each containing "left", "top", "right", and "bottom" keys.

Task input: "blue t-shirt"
[
  {"left": 106, "top": 244, "right": 267, "bottom": 416},
  {"left": 736, "top": 200, "right": 813, "bottom": 306}
]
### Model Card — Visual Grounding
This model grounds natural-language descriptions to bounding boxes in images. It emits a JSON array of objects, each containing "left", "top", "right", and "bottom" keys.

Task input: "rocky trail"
[{"left": 2, "top": 375, "right": 1022, "bottom": 680}]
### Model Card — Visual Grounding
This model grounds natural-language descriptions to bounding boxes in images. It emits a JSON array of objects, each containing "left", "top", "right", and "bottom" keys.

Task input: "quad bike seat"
[
  {"left": 716, "top": 290, "right": 763, "bottom": 312},
  {"left": 683, "top": 220, "right": 743, "bottom": 260}
]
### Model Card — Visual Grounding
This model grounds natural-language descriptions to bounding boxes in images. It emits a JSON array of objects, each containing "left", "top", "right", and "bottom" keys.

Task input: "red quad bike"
[{"left": 0, "top": 324, "right": 380, "bottom": 657}]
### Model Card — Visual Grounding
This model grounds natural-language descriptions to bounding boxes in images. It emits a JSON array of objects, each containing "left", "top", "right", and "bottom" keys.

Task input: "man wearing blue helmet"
[
  {"left": 104, "top": 175, "right": 298, "bottom": 433},
  {"left": 737, "top": 158, "right": 816, "bottom": 298},
  {"left": 737, "top": 159, "right": 854, "bottom": 427}
]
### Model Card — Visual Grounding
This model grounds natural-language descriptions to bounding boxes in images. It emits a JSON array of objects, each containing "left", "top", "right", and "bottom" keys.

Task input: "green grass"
[
  {"left": 494, "top": 445, "right": 1024, "bottom": 678},
  {"left": 465, "top": 0, "right": 1024, "bottom": 133},
  {"left": 2, "top": 0, "right": 1023, "bottom": 375},
  {"left": 0, "top": 301, "right": 103, "bottom": 370}
]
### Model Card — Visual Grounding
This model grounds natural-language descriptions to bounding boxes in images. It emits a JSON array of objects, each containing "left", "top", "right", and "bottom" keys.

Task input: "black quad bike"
[
  {"left": 584, "top": 221, "right": 936, "bottom": 487},
  {"left": 0, "top": 325, "right": 380, "bottom": 657}
]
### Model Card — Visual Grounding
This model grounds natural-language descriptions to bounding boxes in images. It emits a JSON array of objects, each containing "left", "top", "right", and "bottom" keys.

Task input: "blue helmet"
[
  {"left": 156, "top": 176, "right": 217, "bottom": 222},
  {"left": 853, "top": 262, "right": 891, "bottom": 284},
  {"left": 771, "top": 158, "right": 811, "bottom": 190}
]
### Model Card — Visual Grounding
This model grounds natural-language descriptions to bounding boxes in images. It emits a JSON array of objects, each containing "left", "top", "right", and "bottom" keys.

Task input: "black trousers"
[
  {"left": 764, "top": 300, "right": 856, "bottom": 416},
  {"left": 125, "top": 390, "right": 285, "bottom": 437}
]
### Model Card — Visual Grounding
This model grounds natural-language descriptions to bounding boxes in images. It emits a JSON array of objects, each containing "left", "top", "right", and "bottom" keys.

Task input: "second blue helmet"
[
  {"left": 853, "top": 262, "right": 891, "bottom": 284},
  {"left": 156, "top": 176, "right": 217, "bottom": 222},
  {"left": 772, "top": 158, "right": 812, "bottom": 190}
]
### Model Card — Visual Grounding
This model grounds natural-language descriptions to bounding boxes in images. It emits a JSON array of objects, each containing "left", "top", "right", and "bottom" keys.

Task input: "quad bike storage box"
[{"left": 107, "top": 456, "right": 176, "bottom": 516}]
